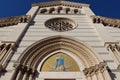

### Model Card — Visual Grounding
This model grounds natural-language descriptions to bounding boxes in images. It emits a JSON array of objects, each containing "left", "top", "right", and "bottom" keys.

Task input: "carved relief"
[{"left": 45, "top": 18, "right": 77, "bottom": 32}]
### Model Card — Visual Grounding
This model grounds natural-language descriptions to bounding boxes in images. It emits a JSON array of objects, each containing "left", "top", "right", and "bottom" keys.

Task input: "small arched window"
[
  {"left": 40, "top": 9, "right": 47, "bottom": 14},
  {"left": 57, "top": 7, "right": 63, "bottom": 14},
  {"left": 74, "top": 9, "right": 78, "bottom": 14},
  {"left": 65, "top": 8, "right": 70, "bottom": 14},
  {"left": 49, "top": 8, "right": 55, "bottom": 14}
]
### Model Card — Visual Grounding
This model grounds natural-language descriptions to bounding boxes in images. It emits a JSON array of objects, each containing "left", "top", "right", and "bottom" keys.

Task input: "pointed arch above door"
[{"left": 11, "top": 35, "right": 112, "bottom": 80}]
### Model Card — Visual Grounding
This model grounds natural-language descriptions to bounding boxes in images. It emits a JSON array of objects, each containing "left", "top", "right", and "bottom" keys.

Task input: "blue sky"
[{"left": 0, "top": 0, "right": 120, "bottom": 19}]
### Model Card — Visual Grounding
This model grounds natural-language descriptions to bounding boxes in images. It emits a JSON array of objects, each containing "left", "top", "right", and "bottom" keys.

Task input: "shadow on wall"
[{"left": 107, "top": 67, "right": 116, "bottom": 80}]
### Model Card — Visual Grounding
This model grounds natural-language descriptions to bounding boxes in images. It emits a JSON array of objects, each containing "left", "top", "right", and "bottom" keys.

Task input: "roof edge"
[{"left": 32, "top": 1, "right": 90, "bottom": 8}]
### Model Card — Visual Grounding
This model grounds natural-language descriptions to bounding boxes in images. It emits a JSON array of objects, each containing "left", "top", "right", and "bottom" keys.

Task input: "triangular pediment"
[{"left": 32, "top": 0, "right": 90, "bottom": 8}]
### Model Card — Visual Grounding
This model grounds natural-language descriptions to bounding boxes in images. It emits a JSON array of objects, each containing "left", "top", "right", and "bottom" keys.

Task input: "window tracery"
[{"left": 45, "top": 18, "right": 77, "bottom": 32}]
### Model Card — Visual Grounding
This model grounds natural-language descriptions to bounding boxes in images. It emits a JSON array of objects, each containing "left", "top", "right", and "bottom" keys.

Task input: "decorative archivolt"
[
  {"left": 17, "top": 35, "right": 102, "bottom": 68},
  {"left": 39, "top": 7, "right": 82, "bottom": 14},
  {"left": 0, "top": 15, "right": 31, "bottom": 27},
  {"left": 0, "top": 41, "right": 15, "bottom": 72},
  {"left": 11, "top": 36, "right": 112, "bottom": 80}
]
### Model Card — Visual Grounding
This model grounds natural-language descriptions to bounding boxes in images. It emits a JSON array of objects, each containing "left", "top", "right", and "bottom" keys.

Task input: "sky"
[{"left": 0, "top": 0, "right": 120, "bottom": 19}]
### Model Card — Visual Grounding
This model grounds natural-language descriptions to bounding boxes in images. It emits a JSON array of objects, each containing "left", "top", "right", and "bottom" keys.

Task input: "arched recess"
[{"left": 11, "top": 35, "right": 112, "bottom": 80}]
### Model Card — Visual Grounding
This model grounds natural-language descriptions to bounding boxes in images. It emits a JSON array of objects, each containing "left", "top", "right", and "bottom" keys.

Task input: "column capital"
[{"left": 83, "top": 62, "right": 107, "bottom": 76}]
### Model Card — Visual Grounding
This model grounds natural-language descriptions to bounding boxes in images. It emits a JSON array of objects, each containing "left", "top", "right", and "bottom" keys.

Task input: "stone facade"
[{"left": 0, "top": 0, "right": 120, "bottom": 80}]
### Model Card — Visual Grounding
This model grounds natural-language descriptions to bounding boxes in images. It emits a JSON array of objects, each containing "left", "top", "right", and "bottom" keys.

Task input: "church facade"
[{"left": 0, "top": 0, "right": 120, "bottom": 80}]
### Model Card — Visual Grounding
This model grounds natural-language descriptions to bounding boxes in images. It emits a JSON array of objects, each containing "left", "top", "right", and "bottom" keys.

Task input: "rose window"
[{"left": 45, "top": 18, "right": 77, "bottom": 32}]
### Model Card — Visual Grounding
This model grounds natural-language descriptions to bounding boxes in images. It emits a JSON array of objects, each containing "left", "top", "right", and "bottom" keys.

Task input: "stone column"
[
  {"left": 90, "top": 67, "right": 98, "bottom": 80},
  {"left": 97, "top": 70, "right": 105, "bottom": 80},
  {"left": 22, "top": 66, "right": 28, "bottom": 80},
  {"left": 1, "top": 44, "right": 13, "bottom": 68},
  {"left": 105, "top": 43, "right": 120, "bottom": 69},
  {"left": 16, "top": 66, "right": 26, "bottom": 80},
  {"left": 99, "top": 62, "right": 112, "bottom": 80},
  {"left": 83, "top": 68, "right": 92, "bottom": 80},
  {"left": 29, "top": 74, "right": 33, "bottom": 80},
  {"left": 0, "top": 44, "right": 7, "bottom": 60},
  {"left": 114, "top": 44, "right": 120, "bottom": 61},
  {"left": 10, "top": 69, "right": 18, "bottom": 80},
  {"left": 10, "top": 63, "right": 20, "bottom": 80},
  {"left": 102, "top": 68, "right": 112, "bottom": 80},
  {"left": 83, "top": 62, "right": 112, "bottom": 80},
  {"left": 28, "top": 69, "right": 36, "bottom": 80},
  {"left": 16, "top": 69, "right": 23, "bottom": 80},
  {"left": 0, "top": 42, "right": 15, "bottom": 71}
]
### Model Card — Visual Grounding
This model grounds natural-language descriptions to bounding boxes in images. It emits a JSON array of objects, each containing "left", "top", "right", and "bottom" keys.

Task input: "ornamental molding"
[
  {"left": 17, "top": 35, "right": 102, "bottom": 70},
  {"left": 91, "top": 15, "right": 120, "bottom": 28},
  {"left": 12, "top": 36, "right": 112, "bottom": 80},
  {"left": 0, "top": 15, "right": 31, "bottom": 27},
  {"left": 32, "top": 1, "right": 90, "bottom": 8}
]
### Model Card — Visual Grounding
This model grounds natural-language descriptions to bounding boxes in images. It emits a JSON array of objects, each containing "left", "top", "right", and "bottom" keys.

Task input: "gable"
[{"left": 32, "top": 0, "right": 90, "bottom": 8}]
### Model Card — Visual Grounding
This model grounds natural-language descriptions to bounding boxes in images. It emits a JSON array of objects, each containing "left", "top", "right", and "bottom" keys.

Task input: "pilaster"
[
  {"left": 0, "top": 41, "right": 15, "bottom": 71},
  {"left": 105, "top": 42, "right": 120, "bottom": 69},
  {"left": 83, "top": 62, "right": 112, "bottom": 80}
]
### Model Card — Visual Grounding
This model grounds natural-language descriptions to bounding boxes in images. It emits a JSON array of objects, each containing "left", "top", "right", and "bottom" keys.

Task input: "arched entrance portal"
[{"left": 11, "top": 35, "right": 112, "bottom": 80}]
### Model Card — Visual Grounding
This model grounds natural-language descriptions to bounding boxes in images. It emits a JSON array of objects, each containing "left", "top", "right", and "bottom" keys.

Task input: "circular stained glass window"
[{"left": 45, "top": 18, "right": 77, "bottom": 32}]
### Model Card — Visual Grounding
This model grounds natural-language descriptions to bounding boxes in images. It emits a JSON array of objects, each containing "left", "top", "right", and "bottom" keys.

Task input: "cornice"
[
  {"left": 0, "top": 15, "right": 31, "bottom": 27},
  {"left": 91, "top": 15, "right": 120, "bottom": 28},
  {"left": 32, "top": 1, "right": 90, "bottom": 8}
]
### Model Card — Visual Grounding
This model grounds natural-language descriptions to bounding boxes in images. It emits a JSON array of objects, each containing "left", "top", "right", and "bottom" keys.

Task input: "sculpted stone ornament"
[{"left": 45, "top": 18, "right": 77, "bottom": 32}]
